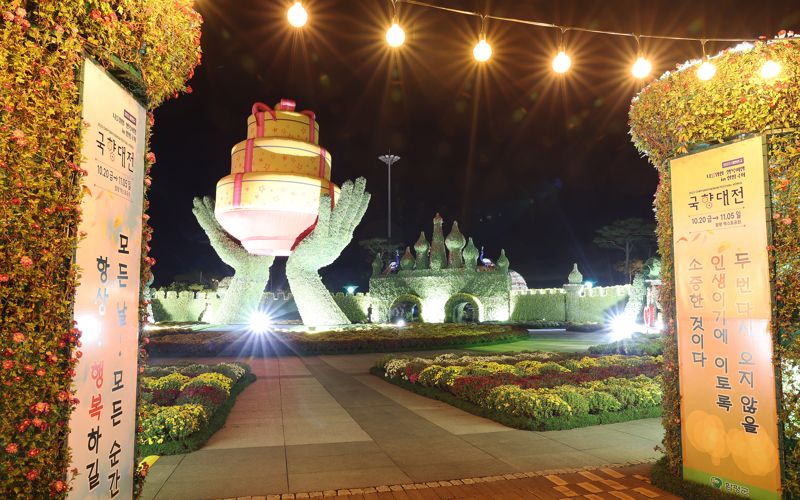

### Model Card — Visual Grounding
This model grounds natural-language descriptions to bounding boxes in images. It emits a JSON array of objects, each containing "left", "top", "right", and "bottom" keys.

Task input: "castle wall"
[
  {"left": 150, "top": 290, "right": 297, "bottom": 323},
  {"left": 509, "top": 284, "right": 630, "bottom": 323}
]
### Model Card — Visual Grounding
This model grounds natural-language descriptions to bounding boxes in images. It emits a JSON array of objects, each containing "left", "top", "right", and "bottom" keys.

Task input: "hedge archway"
[
  {"left": 444, "top": 293, "right": 483, "bottom": 323},
  {"left": 389, "top": 294, "right": 424, "bottom": 323}
]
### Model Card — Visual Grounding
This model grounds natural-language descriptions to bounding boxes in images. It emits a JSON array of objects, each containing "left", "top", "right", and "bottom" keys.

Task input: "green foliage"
[
  {"left": 444, "top": 293, "right": 482, "bottom": 322},
  {"left": 593, "top": 218, "right": 656, "bottom": 282},
  {"left": 138, "top": 404, "right": 208, "bottom": 446},
  {"left": 178, "top": 363, "right": 212, "bottom": 377},
  {"left": 0, "top": 2, "right": 201, "bottom": 497},
  {"left": 589, "top": 333, "right": 664, "bottom": 356},
  {"left": 137, "top": 372, "right": 256, "bottom": 457},
  {"left": 511, "top": 292, "right": 565, "bottom": 322},
  {"left": 484, "top": 385, "right": 573, "bottom": 420},
  {"left": 149, "top": 323, "right": 528, "bottom": 356},
  {"left": 211, "top": 362, "right": 247, "bottom": 382},
  {"left": 332, "top": 293, "right": 369, "bottom": 323}
]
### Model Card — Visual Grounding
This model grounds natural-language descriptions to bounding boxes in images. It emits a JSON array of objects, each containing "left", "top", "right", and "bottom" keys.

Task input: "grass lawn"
[{"left": 465, "top": 329, "right": 610, "bottom": 353}]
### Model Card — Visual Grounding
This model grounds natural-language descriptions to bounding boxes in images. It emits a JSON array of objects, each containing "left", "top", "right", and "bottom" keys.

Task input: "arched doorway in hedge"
[
  {"left": 444, "top": 293, "right": 483, "bottom": 323},
  {"left": 389, "top": 294, "right": 423, "bottom": 323}
]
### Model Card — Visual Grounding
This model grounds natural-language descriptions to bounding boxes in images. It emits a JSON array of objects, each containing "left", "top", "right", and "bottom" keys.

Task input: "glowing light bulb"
[
  {"left": 697, "top": 60, "right": 716, "bottom": 81},
  {"left": 631, "top": 56, "right": 652, "bottom": 79},
  {"left": 250, "top": 311, "right": 271, "bottom": 334},
  {"left": 552, "top": 51, "right": 571, "bottom": 73},
  {"left": 761, "top": 60, "right": 781, "bottom": 79},
  {"left": 287, "top": 2, "right": 308, "bottom": 28},
  {"left": 386, "top": 23, "right": 405, "bottom": 48},
  {"left": 473, "top": 38, "right": 492, "bottom": 62}
]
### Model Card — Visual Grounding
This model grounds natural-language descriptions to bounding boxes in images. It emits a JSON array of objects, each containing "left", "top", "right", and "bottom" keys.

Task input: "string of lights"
[{"left": 284, "top": 1, "right": 797, "bottom": 81}]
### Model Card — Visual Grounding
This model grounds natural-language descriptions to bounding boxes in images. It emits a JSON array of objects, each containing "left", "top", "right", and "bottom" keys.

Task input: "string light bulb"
[
  {"left": 632, "top": 56, "right": 652, "bottom": 79},
  {"left": 386, "top": 23, "right": 405, "bottom": 47},
  {"left": 697, "top": 60, "right": 716, "bottom": 80},
  {"left": 473, "top": 38, "right": 492, "bottom": 62},
  {"left": 552, "top": 51, "right": 571, "bottom": 73},
  {"left": 761, "top": 60, "right": 781, "bottom": 79},
  {"left": 551, "top": 29, "right": 571, "bottom": 74},
  {"left": 287, "top": 2, "right": 308, "bottom": 28},
  {"left": 473, "top": 15, "right": 492, "bottom": 62}
]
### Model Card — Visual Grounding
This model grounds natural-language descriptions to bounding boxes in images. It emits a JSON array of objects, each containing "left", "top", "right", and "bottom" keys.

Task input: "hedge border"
[
  {"left": 138, "top": 372, "right": 256, "bottom": 456},
  {"left": 369, "top": 367, "right": 661, "bottom": 431},
  {"left": 149, "top": 330, "right": 531, "bottom": 357}
]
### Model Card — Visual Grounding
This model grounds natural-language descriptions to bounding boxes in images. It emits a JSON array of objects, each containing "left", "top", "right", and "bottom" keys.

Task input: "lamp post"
[{"left": 378, "top": 153, "right": 400, "bottom": 240}]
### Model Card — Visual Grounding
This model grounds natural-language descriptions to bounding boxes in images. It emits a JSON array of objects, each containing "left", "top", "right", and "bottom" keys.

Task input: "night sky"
[{"left": 148, "top": 0, "right": 800, "bottom": 291}]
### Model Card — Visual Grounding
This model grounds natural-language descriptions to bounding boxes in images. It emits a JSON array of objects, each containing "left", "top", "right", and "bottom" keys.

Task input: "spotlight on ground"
[
  {"left": 249, "top": 311, "right": 272, "bottom": 334},
  {"left": 608, "top": 314, "right": 636, "bottom": 341},
  {"left": 395, "top": 319, "right": 406, "bottom": 327}
]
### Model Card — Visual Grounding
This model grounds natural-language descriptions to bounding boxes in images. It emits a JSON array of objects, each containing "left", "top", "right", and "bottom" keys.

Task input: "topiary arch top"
[{"left": 628, "top": 36, "right": 800, "bottom": 493}]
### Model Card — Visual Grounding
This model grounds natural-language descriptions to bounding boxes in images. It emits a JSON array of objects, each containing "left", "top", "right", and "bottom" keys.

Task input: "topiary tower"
[
  {"left": 463, "top": 237, "right": 479, "bottom": 271},
  {"left": 496, "top": 249, "right": 509, "bottom": 273},
  {"left": 414, "top": 232, "right": 429, "bottom": 270},
  {"left": 400, "top": 247, "right": 415, "bottom": 270},
  {"left": 445, "top": 221, "right": 466, "bottom": 268},
  {"left": 192, "top": 196, "right": 275, "bottom": 324},
  {"left": 429, "top": 213, "right": 447, "bottom": 270}
]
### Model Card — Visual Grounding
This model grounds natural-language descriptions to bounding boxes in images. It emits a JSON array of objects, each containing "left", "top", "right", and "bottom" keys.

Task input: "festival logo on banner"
[
  {"left": 670, "top": 135, "right": 781, "bottom": 499},
  {"left": 67, "top": 58, "right": 145, "bottom": 499}
]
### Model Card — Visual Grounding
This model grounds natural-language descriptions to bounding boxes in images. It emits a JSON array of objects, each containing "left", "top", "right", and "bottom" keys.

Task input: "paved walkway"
[{"left": 142, "top": 354, "right": 665, "bottom": 500}]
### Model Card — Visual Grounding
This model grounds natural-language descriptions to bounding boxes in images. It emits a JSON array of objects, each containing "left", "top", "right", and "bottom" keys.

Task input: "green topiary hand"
[
  {"left": 286, "top": 178, "right": 370, "bottom": 326},
  {"left": 192, "top": 196, "right": 275, "bottom": 324}
]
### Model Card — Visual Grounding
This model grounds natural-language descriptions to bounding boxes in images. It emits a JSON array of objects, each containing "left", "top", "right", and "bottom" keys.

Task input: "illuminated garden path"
[{"left": 141, "top": 353, "right": 664, "bottom": 499}]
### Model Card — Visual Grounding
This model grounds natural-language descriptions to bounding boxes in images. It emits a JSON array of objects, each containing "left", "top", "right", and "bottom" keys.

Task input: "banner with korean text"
[
  {"left": 671, "top": 135, "right": 781, "bottom": 499},
  {"left": 67, "top": 58, "right": 145, "bottom": 499}
]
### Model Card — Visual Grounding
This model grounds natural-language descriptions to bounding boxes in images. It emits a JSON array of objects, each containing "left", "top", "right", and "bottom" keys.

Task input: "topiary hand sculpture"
[
  {"left": 192, "top": 196, "right": 275, "bottom": 324},
  {"left": 286, "top": 177, "right": 371, "bottom": 326}
]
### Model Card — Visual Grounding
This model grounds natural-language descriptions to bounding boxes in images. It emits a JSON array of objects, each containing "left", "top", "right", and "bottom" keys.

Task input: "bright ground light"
[{"left": 250, "top": 311, "right": 272, "bottom": 334}]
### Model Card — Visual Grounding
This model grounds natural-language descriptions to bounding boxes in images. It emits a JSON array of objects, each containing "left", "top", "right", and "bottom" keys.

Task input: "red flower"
[
  {"left": 19, "top": 256, "right": 32, "bottom": 268},
  {"left": 36, "top": 368, "right": 45, "bottom": 376},
  {"left": 90, "top": 9, "right": 101, "bottom": 20},
  {"left": 52, "top": 480, "right": 66, "bottom": 492},
  {"left": 0, "top": 274, "right": 8, "bottom": 282},
  {"left": 26, "top": 470, "right": 39, "bottom": 481},
  {"left": 31, "top": 402, "right": 50, "bottom": 414},
  {"left": 186, "top": 85, "right": 193, "bottom": 94},
  {"left": 146, "top": 152, "right": 156, "bottom": 164},
  {"left": 782, "top": 217, "right": 792, "bottom": 225},
  {"left": 2, "top": 360, "right": 13, "bottom": 370},
  {"left": 5, "top": 443, "right": 18, "bottom": 454},
  {"left": 10, "top": 197, "right": 20, "bottom": 205},
  {"left": 10, "top": 129, "right": 26, "bottom": 145},
  {"left": 12, "top": 332, "right": 23, "bottom": 342},
  {"left": 27, "top": 448, "right": 39, "bottom": 457}
]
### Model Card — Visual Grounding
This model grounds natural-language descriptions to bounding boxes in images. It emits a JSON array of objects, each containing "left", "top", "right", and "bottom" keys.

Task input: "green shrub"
[
  {"left": 580, "top": 388, "right": 623, "bottom": 413},
  {"left": 212, "top": 362, "right": 246, "bottom": 382},
  {"left": 180, "top": 372, "right": 233, "bottom": 393},
  {"left": 178, "top": 363, "right": 213, "bottom": 377},
  {"left": 144, "top": 366, "right": 176, "bottom": 377},
  {"left": 551, "top": 387, "right": 590, "bottom": 415},
  {"left": 585, "top": 377, "right": 661, "bottom": 409},
  {"left": 484, "top": 385, "right": 572, "bottom": 419},
  {"left": 138, "top": 404, "right": 208, "bottom": 445}
]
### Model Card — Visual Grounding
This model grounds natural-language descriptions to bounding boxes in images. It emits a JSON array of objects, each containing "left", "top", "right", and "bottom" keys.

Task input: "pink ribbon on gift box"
[
  {"left": 244, "top": 102, "right": 278, "bottom": 173},
  {"left": 232, "top": 173, "right": 244, "bottom": 208},
  {"left": 301, "top": 110, "right": 316, "bottom": 143}
]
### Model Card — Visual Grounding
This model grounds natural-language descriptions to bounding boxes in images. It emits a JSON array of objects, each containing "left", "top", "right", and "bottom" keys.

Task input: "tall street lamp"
[{"left": 378, "top": 153, "right": 400, "bottom": 240}]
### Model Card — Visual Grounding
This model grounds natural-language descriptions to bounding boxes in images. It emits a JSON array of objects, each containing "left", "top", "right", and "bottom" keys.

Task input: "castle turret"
[
  {"left": 568, "top": 263, "right": 583, "bottom": 284},
  {"left": 414, "top": 232, "right": 429, "bottom": 270},
  {"left": 430, "top": 213, "right": 447, "bottom": 270},
  {"left": 445, "top": 221, "right": 466, "bottom": 268},
  {"left": 463, "top": 237, "right": 479, "bottom": 271},
  {"left": 400, "top": 247, "right": 415, "bottom": 271},
  {"left": 497, "top": 249, "right": 509, "bottom": 273}
]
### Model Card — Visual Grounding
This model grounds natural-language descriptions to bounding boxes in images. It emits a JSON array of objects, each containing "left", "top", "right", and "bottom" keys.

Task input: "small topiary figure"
[
  {"left": 445, "top": 221, "right": 466, "bottom": 268},
  {"left": 463, "top": 237, "right": 479, "bottom": 271},
  {"left": 414, "top": 232, "right": 429, "bottom": 270},
  {"left": 429, "top": 213, "right": 447, "bottom": 270},
  {"left": 400, "top": 247, "right": 415, "bottom": 270}
]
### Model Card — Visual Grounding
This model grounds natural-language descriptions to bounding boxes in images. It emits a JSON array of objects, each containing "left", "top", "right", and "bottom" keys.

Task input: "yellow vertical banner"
[{"left": 670, "top": 135, "right": 780, "bottom": 499}]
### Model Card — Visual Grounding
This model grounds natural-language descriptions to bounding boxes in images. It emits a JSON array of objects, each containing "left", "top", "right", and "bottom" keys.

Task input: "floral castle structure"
[{"left": 367, "top": 214, "right": 514, "bottom": 323}]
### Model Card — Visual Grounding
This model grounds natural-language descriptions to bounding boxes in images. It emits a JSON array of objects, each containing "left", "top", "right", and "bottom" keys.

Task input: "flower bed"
[
  {"left": 137, "top": 362, "right": 254, "bottom": 456},
  {"left": 374, "top": 352, "right": 663, "bottom": 431},
  {"left": 147, "top": 324, "right": 529, "bottom": 356},
  {"left": 588, "top": 333, "right": 664, "bottom": 356}
]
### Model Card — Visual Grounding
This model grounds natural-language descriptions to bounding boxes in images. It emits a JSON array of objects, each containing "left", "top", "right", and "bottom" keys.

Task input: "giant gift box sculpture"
[{"left": 215, "top": 99, "right": 340, "bottom": 255}]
